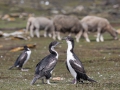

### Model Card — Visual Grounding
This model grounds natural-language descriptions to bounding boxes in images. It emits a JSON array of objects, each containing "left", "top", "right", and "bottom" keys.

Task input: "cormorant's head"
[
  {"left": 24, "top": 46, "right": 30, "bottom": 51},
  {"left": 49, "top": 41, "right": 60, "bottom": 48},
  {"left": 62, "top": 36, "right": 74, "bottom": 52},
  {"left": 49, "top": 41, "right": 60, "bottom": 54},
  {"left": 62, "top": 36, "right": 74, "bottom": 44},
  {"left": 63, "top": 36, "right": 74, "bottom": 42}
]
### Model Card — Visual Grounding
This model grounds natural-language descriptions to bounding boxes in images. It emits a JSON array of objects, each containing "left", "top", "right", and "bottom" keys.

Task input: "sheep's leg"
[
  {"left": 57, "top": 31, "right": 61, "bottom": 40},
  {"left": 26, "top": 22, "right": 30, "bottom": 34},
  {"left": 68, "top": 33, "right": 72, "bottom": 36},
  {"left": 44, "top": 31, "right": 47, "bottom": 37},
  {"left": 44, "top": 27, "right": 48, "bottom": 37},
  {"left": 44, "top": 31, "right": 52, "bottom": 37},
  {"left": 30, "top": 25, "right": 34, "bottom": 38},
  {"left": 52, "top": 31, "right": 56, "bottom": 40},
  {"left": 75, "top": 31, "right": 83, "bottom": 42},
  {"left": 48, "top": 33, "right": 52, "bottom": 37},
  {"left": 35, "top": 28, "right": 40, "bottom": 38},
  {"left": 83, "top": 32, "right": 90, "bottom": 42},
  {"left": 96, "top": 28, "right": 101, "bottom": 42},
  {"left": 44, "top": 27, "right": 52, "bottom": 38},
  {"left": 96, "top": 33, "right": 100, "bottom": 42},
  {"left": 48, "top": 27, "right": 52, "bottom": 37},
  {"left": 100, "top": 34, "right": 104, "bottom": 42},
  {"left": 52, "top": 27, "right": 56, "bottom": 40}
]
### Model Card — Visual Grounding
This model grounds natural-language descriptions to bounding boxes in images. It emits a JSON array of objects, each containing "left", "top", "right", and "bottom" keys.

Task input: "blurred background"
[{"left": 0, "top": 0, "right": 120, "bottom": 29}]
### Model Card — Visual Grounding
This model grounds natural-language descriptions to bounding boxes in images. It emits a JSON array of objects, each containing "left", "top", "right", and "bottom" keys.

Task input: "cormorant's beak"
[
  {"left": 57, "top": 42, "right": 62, "bottom": 45},
  {"left": 54, "top": 42, "right": 61, "bottom": 47}
]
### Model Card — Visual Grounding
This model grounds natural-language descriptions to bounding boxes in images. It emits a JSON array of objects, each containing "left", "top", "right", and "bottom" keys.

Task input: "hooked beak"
[{"left": 56, "top": 42, "right": 62, "bottom": 45}]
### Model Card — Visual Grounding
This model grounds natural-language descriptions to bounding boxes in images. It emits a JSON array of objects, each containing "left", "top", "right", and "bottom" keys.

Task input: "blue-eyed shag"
[
  {"left": 30, "top": 41, "right": 60, "bottom": 85},
  {"left": 63, "top": 36, "right": 96, "bottom": 84},
  {"left": 9, "top": 46, "right": 31, "bottom": 71}
]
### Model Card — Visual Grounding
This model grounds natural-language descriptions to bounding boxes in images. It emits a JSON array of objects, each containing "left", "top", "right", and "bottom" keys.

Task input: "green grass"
[
  {"left": 0, "top": 31, "right": 120, "bottom": 90},
  {"left": 0, "top": 2, "right": 120, "bottom": 90},
  {"left": 0, "top": 18, "right": 27, "bottom": 28},
  {"left": 0, "top": 3, "right": 49, "bottom": 29}
]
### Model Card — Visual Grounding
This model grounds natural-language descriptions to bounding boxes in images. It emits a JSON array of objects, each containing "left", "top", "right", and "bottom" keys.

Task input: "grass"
[
  {"left": 0, "top": 31, "right": 120, "bottom": 90},
  {"left": 0, "top": 2, "right": 120, "bottom": 90},
  {"left": 0, "top": 3, "right": 50, "bottom": 29},
  {"left": 0, "top": 18, "right": 27, "bottom": 28}
]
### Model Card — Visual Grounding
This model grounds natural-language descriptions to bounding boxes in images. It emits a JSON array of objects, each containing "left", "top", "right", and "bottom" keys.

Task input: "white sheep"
[
  {"left": 26, "top": 17, "right": 55, "bottom": 39},
  {"left": 53, "top": 15, "right": 85, "bottom": 42},
  {"left": 81, "top": 16, "right": 118, "bottom": 42}
]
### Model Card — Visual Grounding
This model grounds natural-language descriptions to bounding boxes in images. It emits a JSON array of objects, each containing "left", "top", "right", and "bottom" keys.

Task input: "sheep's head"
[
  {"left": 106, "top": 25, "right": 118, "bottom": 40},
  {"left": 111, "top": 27, "right": 118, "bottom": 40}
]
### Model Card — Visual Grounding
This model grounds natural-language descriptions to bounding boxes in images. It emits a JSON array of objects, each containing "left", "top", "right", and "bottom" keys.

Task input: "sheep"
[
  {"left": 53, "top": 15, "right": 87, "bottom": 42},
  {"left": 26, "top": 17, "right": 55, "bottom": 39},
  {"left": 26, "top": 16, "right": 35, "bottom": 34},
  {"left": 81, "top": 16, "right": 118, "bottom": 42}
]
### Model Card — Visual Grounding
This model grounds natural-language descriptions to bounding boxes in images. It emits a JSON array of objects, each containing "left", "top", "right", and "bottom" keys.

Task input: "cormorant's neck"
[
  {"left": 25, "top": 48, "right": 30, "bottom": 51},
  {"left": 67, "top": 41, "right": 74, "bottom": 53},
  {"left": 49, "top": 47, "right": 58, "bottom": 58}
]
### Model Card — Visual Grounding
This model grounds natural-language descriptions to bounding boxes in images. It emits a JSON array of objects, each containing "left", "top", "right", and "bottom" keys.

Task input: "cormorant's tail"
[
  {"left": 30, "top": 77, "right": 38, "bottom": 85},
  {"left": 8, "top": 66, "right": 15, "bottom": 70},
  {"left": 87, "top": 77, "right": 97, "bottom": 83}
]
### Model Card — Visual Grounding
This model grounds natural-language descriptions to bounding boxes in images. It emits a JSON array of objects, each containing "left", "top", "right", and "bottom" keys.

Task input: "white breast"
[
  {"left": 66, "top": 40, "right": 77, "bottom": 79},
  {"left": 67, "top": 51, "right": 77, "bottom": 79},
  {"left": 23, "top": 50, "right": 31, "bottom": 65}
]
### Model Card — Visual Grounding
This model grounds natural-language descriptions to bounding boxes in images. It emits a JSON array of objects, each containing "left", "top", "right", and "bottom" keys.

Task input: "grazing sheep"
[
  {"left": 26, "top": 17, "right": 55, "bottom": 39},
  {"left": 81, "top": 16, "right": 118, "bottom": 42},
  {"left": 53, "top": 15, "right": 88, "bottom": 42},
  {"left": 26, "top": 16, "right": 35, "bottom": 34}
]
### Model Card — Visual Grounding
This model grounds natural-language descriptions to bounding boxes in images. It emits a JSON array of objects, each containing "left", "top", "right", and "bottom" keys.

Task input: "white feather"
[
  {"left": 51, "top": 46, "right": 58, "bottom": 59},
  {"left": 66, "top": 40, "right": 77, "bottom": 79},
  {"left": 23, "top": 50, "right": 31, "bottom": 65}
]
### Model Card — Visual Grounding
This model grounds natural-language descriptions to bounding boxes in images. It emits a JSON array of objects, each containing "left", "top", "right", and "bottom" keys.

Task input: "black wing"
[
  {"left": 14, "top": 51, "right": 27, "bottom": 67},
  {"left": 44, "top": 58, "right": 57, "bottom": 72},
  {"left": 35, "top": 55, "right": 51, "bottom": 71},
  {"left": 36, "top": 56, "right": 48, "bottom": 68},
  {"left": 70, "top": 60, "right": 91, "bottom": 80},
  {"left": 35, "top": 54, "right": 57, "bottom": 75},
  {"left": 69, "top": 59, "right": 86, "bottom": 74},
  {"left": 73, "top": 53, "right": 84, "bottom": 67}
]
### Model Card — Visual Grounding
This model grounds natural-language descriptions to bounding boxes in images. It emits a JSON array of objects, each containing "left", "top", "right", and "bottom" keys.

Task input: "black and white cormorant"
[
  {"left": 63, "top": 36, "right": 97, "bottom": 84},
  {"left": 9, "top": 46, "right": 31, "bottom": 71},
  {"left": 30, "top": 41, "right": 60, "bottom": 85}
]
